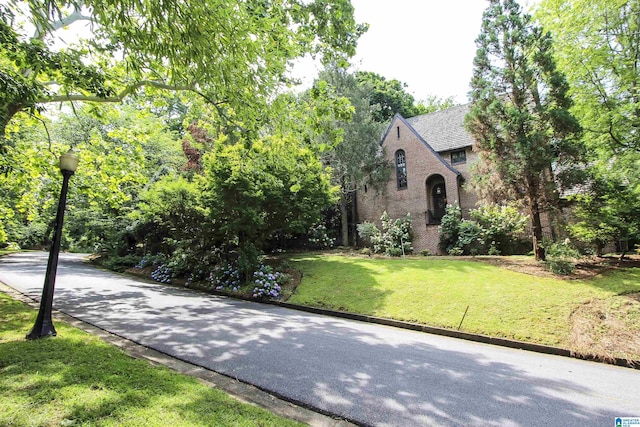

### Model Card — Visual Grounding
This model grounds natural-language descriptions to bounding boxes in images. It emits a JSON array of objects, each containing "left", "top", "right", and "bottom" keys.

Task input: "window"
[
  {"left": 395, "top": 150, "right": 407, "bottom": 189},
  {"left": 397, "top": 126, "right": 400, "bottom": 139},
  {"left": 451, "top": 149, "right": 466, "bottom": 164}
]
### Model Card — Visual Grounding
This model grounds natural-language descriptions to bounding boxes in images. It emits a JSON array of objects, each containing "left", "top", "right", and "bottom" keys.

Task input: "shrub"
[
  {"left": 439, "top": 205, "right": 463, "bottom": 254},
  {"left": 380, "top": 212, "right": 413, "bottom": 256},
  {"left": 252, "top": 264, "right": 284, "bottom": 299},
  {"left": 208, "top": 262, "right": 242, "bottom": 292},
  {"left": 135, "top": 254, "right": 166, "bottom": 269},
  {"left": 102, "top": 254, "right": 142, "bottom": 272},
  {"left": 488, "top": 243, "right": 501, "bottom": 256},
  {"left": 361, "top": 247, "right": 373, "bottom": 256},
  {"left": 470, "top": 204, "right": 527, "bottom": 255},
  {"left": 419, "top": 249, "right": 431, "bottom": 256},
  {"left": 357, "top": 212, "right": 413, "bottom": 257},
  {"left": 357, "top": 222, "right": 382, "bottom": 250},
  {"left": 544, "top": 239, "right": 581, "bottom": 275},
  {"left": 308, "top": 223, "right": 335, "bottom": 249},
  {"left": 151, "top": 264, "right": 172, "bottom": 284},
  {"left": 457, "top": 220, "right": 484, "bottom": 254},
  {"left": 448, "top": 247, "right": 464, "bottom": 256},
  {"left": 440, "top": 203, "right": 529, "bottom": 255}
]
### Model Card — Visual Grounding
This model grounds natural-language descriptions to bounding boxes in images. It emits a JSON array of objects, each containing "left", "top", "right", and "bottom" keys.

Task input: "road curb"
[{"left": 265, "top": 300, "right": 640, "bottom": 370}]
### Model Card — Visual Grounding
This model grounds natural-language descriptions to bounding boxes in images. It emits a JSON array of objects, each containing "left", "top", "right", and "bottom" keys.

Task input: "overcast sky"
[{"left": 295, "top": 0, "right": 538, "bottom": 104}]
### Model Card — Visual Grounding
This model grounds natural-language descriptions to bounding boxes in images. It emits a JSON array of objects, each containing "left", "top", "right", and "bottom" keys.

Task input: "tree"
[
  {"left": 568, "top": 170, "right": 640, "bottom": 256},
  {"left": 354, "top": 71, "right": 454, "bottom": 121},
  {"left": 199, "top": 134, "right": 337, "bottom": 271},
  {"left": 316, "top": 67, "right": 390, "bottom": 245},
  {"left": 465, "top": 0, "right": 582, "bottom": 260},
  {"left": 0, "top": 103, "right": 183, "bottom": 251},
  {"left": 535, "top": 0, "right": 640, "bottom": 254},
  {"left": 1, "top": 0, "right": 365, "bottom": 142}
]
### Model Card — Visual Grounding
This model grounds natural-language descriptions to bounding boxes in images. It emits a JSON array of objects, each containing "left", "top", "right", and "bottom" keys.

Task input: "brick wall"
[
  {"left": 357, "top": 115, "right": 561, "bottom": 255},
  {"left": 357, "top": 116, "right": 466, "bottom": 254}
]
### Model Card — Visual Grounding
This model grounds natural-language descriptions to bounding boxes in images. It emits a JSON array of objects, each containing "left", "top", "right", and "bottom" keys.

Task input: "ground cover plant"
[
  {"left": 286, "top": 254, "right": 640, "bottom": 361},
  {"left": 0, "top": 292, "right": 302, "bottom": 427}
]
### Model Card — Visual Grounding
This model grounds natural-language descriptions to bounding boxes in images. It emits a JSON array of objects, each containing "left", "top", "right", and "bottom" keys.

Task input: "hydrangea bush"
[
  {"left": 208, "top": 262, "right": 242, "bottom": 292},
  {"left": 151, "top": 264, "right": 172, "bottom": 284},
  {"left": 252, "top": 264, "right": 283, "bottom": 299}
]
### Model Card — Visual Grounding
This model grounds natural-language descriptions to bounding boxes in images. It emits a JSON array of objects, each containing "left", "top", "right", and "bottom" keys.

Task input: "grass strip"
[
  {"left": 0, "top": 292, "right": 302, "bottom": 427},
  {"left": 288, "top": 254, "right": 640, "bottom": 358}
]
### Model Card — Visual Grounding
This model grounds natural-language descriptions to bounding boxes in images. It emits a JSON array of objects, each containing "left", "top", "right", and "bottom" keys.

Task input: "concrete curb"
[
  {"left": 266, "top": 300, "right": 640, "bottom": 370},
  {"left": 191, "top": 288, "right": 640, "bottom": 370},
  {"left": 0, "top": 282, "right": 357, "bottom": 427}
]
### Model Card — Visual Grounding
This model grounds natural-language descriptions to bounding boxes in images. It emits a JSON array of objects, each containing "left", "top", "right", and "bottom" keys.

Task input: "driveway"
[{"left": 1, "top": 252, "right": 639, "bottom": 426}]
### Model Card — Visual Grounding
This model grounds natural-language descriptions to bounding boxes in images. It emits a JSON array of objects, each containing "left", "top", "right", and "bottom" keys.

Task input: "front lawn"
[
  {"left": 0, "top": 292, "right": 302, "bottom": 427},
  {"left": 287, "top": 254, "right": 640, "bottom": 360}
]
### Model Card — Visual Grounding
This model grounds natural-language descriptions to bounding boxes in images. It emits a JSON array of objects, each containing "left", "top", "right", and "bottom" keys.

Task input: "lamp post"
[{"left": 26, "top": 151, "right": 79, "bottom": 340}]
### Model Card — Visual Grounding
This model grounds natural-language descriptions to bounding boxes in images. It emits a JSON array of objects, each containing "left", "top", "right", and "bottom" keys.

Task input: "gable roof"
[
  {"left": 383, "top": 114, "right": 461, "bottom": 177},
  {"left": 405, "top": 103, "right": 474, "bottom": 153}
]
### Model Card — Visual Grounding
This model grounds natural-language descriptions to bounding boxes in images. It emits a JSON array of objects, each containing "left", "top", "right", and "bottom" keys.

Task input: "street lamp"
[{"left": 26, "top": 150, "right": 79, "bottom": 340}]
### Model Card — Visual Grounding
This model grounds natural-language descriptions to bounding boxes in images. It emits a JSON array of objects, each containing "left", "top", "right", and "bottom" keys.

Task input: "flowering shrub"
[
  {"left": 135, "top": 254, "right": 166, "bottom": 269},
  {"left": 185, "top": 268, "right": 206, "bottom": 287},
  {"left": 135, "top": 257, "right": 150, "bottom": 269},
  {"left": 252, "top": 264, "right": 283, "bottom": 299},
  {"left": 208, "top": 262, "right": 242, "bottom": 293},
  {"left": 151, "top": 264, "right": 172, "bottom": 284},
  {"left": 308, "top": 224, "right": 335, "bottom": 248},
  {"left": 357, "top": 211, "right": 413, "bottom": 256}
]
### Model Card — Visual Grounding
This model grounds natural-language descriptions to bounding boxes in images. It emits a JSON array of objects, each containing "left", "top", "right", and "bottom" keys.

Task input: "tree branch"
[
  {"left": 33, "top": 8, "right": 92, "bottom": 40},
  {"left": 39, "top": 80, "right": 198, "bottom": 104}
]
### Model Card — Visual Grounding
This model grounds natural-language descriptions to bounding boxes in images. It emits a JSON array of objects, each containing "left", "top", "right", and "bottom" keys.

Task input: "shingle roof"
[{"left": 405, "top": 104, "right": 474, "bottom": 153}]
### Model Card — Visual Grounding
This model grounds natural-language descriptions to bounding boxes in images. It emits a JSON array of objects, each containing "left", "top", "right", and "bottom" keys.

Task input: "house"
[{"left": 356, "top": 104, "right": 480, "bottom": 254}]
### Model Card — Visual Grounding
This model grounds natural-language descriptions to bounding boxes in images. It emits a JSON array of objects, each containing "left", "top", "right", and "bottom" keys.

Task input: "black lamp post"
[{"left": 26, "top": 151, "right": 79, "bottom": 340}]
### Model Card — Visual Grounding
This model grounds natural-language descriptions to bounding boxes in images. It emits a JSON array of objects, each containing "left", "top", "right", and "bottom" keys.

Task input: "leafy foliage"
[
  {"left": 1, "top": 0, "right": 365, "bottom": 141},
  {"left": 314, "top": 66, "right": 390, "bottom": 245},
  {"left": 252, "top": 264, "right": 285, "bottom": 299},
  {"left": 355, "top": 72, "right": 455, "bottom": 121},
  {"left": 308, "top": 224, "right": 336, "bottom": 249},
  {"left": 439, "top": 204, "right": 529, "bottom": 255},
  {"left": 356, "top": 211, "right": 413, "bottom": 256},
  {"left": 567, "top": 171, "right": 640, "bottom": 255},
  {"left": 536, "top": 0, "right": 640, "bottom": 254},
  {"left": 199, "top": 133, "right": 337, "bottom": 274},
  {"left": 465, "top": 0, "right": 583, "bottom": 260},
  {"left": 543, "top": 239, "right": 581, "bottom": 275}
]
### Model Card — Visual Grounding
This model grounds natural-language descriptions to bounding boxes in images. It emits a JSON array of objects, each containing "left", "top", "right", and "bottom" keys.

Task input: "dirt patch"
[
  {"left": 471, "top": 254, "right": 640, "bottom": 279},
  {"left": 278, "top": 267, "right": 302, "bottom": 299},
  {"left": 569, "top": 295, "right": 640, "bottom": 362}
]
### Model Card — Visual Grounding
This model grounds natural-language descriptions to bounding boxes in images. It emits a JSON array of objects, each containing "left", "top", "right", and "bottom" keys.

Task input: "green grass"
[
  {"left": 287, "top": 254, "right": 640, "bottom": 351},
  {"left": 0, "top": 292, "right": 303, "bottom": 427}
]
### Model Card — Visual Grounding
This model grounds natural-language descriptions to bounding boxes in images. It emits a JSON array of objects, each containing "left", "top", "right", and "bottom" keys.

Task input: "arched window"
[{"left": 395, "top": 150, "right": 407, "bottom": 189}]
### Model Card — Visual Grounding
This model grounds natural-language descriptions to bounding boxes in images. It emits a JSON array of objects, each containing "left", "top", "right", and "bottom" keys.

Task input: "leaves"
[
  {"left": 1, "top": 0, "right": 363, "bottom": 141},
  {"left": 466, "top": 0, "right": 583, "bottom": 259}
]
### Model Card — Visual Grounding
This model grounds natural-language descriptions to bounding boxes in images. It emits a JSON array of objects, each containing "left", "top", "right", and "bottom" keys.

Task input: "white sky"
[{"left": 295, "top": 0, "right": 538, "bottom": 104}]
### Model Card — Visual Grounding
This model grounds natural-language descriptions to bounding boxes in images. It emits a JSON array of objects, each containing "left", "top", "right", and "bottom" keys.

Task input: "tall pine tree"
[{"left": 465, "top": 0, "right": 582, "bottom": 260}]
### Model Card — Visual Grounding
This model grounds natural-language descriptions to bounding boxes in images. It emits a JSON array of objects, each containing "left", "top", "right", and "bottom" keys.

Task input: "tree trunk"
[
  {"left": 351, "top": 189, "right": 358, "bottom": 247},
  {"left": 529, "top": 198, "right": 546, "bottom": 261},
  {"left": 340, "top": 191, "right": 349, "bottom": 247},
  {"left": 1, "top": 104, "right": 23, "bottom": 142}
]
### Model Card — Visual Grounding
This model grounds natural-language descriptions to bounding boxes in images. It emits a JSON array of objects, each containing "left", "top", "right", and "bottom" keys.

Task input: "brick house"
[{"left": 356, "top": 104, "right": 481, "bottom": 254}]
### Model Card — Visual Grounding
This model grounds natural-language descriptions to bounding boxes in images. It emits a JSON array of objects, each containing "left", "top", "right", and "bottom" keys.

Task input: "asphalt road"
[{"left": 1, "top": 252, "right": 639, "bottom": 426}]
